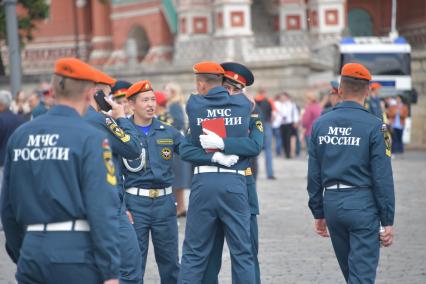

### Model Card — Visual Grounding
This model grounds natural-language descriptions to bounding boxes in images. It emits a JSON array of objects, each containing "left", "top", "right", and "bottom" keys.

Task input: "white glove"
[
  {"left": 212, "top": 152, "right": 239, "bottom": 167},
  {"left": 200, "top": 129, "right": 224, "bottom": 150}
]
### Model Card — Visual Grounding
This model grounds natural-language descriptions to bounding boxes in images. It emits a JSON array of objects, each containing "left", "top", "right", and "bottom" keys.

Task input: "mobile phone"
[{"left": 94, "top": 90, "right": 112, "bottom": 112}]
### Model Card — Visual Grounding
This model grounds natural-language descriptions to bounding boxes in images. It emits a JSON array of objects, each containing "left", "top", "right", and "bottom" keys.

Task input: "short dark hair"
[
  {"left": 196, "top": 74, "right": 223, "bottom": 85},
  {"left": 51, "top": 74, "right": 94, "bottom": 100},
  {"left": 340, "top": 76, "right": 369, "bottom": 95}
]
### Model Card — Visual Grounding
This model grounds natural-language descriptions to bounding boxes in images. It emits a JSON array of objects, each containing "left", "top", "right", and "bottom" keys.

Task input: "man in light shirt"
[{"left": 277, "top": 93, "right": 299, "bottom": 158}]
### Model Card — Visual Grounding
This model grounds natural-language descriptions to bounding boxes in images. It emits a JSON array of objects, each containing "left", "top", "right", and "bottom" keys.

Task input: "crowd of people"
[
  {"left": 0, "top": 57, "right": 401, "bottom": 284},
  {"left": 0, "top": 58, "right": 265, "bottom": 284},
  {"left": 0, "top": 81, "right": 193, "bottom": 214},
  {"left": 253, "top": 80, "right": 410, "bottom": 179}
]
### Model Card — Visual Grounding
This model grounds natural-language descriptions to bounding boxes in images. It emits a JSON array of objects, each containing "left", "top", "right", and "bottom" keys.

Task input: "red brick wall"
[
  {"left": 348, "top": 0, "right": 391, "bottom": 36},
  {"left": 397, "top": 0, "right": 426, "bottom": 28},
  {"left": 29, "top": 0, "right": 92, "bottom": 41},
  {"left": 348, "top": 0, "right": 426, "bottom": 36},
  {"left": 111, "top": 1, "right": 173, "bottom": 50}
]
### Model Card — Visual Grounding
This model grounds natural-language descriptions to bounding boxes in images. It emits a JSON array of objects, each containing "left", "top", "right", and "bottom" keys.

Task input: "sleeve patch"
[
  {"left": 255, "top": 120, "right": 264, "bottom": 132},
  {"left": 106, "top": 117, "right": 131, "bottom": 143},
  {"left": 384, "top": 130, "right": 392, "bottom": 157},
  {"left": 102, "top": 139, "right": 117, "bottom": 186}
]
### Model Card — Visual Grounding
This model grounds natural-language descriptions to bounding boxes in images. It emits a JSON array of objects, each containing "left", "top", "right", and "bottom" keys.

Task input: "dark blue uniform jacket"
[
  {"left": 1, "top": 105, "right": 120, "bottom": 280},
  {"left": 307, "top": 101, "right": 395, "bottom": 226}
]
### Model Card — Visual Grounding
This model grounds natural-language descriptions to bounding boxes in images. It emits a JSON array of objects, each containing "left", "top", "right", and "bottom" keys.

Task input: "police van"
[
  {"left": 338, "top": 36, "right": 412, "bottom": 97},
  {"left": 337, "top": 36, "right": 413, "bottom": 142}
]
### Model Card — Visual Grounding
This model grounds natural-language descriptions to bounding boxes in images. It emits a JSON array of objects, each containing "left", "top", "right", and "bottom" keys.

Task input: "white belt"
[
  {"left": 325, "top": 184, "right": 357, "bottom": 190},
  {"left": 126, "top": 186, "right": 172, "bottom": 198},
  {"left": 194, "top": 166, "right": 246, "bottom": 176},
  {"left": 27, "top": 220, "right": 90, "bottom": 232}
]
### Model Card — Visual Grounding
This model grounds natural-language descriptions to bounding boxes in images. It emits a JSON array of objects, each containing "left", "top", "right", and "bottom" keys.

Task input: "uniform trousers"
[
  {"left": 179, "top": 173, "right": 255, "bottom": 284},
  {"left": 263, "top": 122, "right": 274, "bottom": 177},
  {"left": 202, "top": 215, "right": 260, "bottom": 284},
  {"left": 0, "top": 166, "right": 3, "bottom": 230},
  {"left": 324, "top": 188, "right": 380, "bottom": 284},
  {"left": 119, "top": 203, "right": 143, "bottom": 284},
  {"left": 125, "top": 192, "right": 179, "bottom": 284},
  {"left": 202, "top": 179, "right": 260, "bottom": 284},
  {"left": 17, "top": 232, "right": 102, "bottom": 284}
]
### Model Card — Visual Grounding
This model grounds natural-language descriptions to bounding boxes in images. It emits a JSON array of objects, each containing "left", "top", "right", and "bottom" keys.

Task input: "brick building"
[{"left": 2, "top": 0, "right": 424, "bottom": 73}]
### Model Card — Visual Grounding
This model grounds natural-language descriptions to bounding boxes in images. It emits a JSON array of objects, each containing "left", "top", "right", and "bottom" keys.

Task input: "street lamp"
[
  {"left": 390, "top": 0, "right": 398, "bottom": 39},
  {"left": 3, "top": 0, "right": 22, "bottom": 97}
]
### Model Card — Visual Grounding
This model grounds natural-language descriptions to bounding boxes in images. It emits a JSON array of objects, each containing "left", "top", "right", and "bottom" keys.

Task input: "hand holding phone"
[
  {"left": 94, "top": 90, "right": 112, "bottom": 112},
  {"left": 103, "top": 95, "right": 126, "bottom": 119}
]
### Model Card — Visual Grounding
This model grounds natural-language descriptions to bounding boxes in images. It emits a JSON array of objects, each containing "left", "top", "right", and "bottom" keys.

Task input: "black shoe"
[{"left": 267, "top": 176, "right": 276, "bottom": 180}]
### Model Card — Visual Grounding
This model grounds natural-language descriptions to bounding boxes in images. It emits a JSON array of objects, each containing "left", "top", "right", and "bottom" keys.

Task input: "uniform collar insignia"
[{"left": 152, "top": 118, "right": 167, "bottom": 130}]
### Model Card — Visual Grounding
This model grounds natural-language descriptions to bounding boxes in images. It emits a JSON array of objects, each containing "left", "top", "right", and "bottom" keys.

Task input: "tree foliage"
[{"left": 0, "top": 0, "right": 49, "bottom": 44}]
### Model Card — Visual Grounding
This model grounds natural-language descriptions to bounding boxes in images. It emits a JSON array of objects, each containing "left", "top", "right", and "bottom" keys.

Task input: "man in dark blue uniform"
[
  {"left": 179, "top": 61, "right": 255, "bottom": 284},
  {"left": 30, "top": 92, "right": 48, "bottom": 118},
  {"left": 365, "top": 82, "right": 383, "bottom": 119},
  {"left": 84, "top": 75, "right": 143, "bottom": 284},
  {"left": 192, "top": 62, "right": 263, "bottom": 284},
  {"left": 1, "top": 58, "right": 120, "bottom": 284},
  {"left": 322, "top": 81, "right": 342, "bottom": 114},
  {"left": 111, "top": 80, "right": 133, "bottom": 117},
  {"left": 307, "top": 63, "right": 395, "bottom": 284},
  {"left": 122, "top": 80, "right": 182, "bottom": 284}
]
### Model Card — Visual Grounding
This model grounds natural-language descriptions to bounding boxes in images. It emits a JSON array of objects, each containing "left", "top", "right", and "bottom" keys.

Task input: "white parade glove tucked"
[
  {"left": 200, "top": 128, "right": 225, "bottom": 150},
  {"left": 211, "top": 152, "right": 239, "bottom": 167}
]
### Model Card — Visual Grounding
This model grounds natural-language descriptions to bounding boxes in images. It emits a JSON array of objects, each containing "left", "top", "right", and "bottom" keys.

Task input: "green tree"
[{"left": 0, "top": 0, "right": 49, "bottom": 76}]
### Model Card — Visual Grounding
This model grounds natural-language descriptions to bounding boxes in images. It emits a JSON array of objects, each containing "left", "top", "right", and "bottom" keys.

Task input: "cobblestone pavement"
[{"left": 1, "top": 151, "right": 425, "bottom": 283}]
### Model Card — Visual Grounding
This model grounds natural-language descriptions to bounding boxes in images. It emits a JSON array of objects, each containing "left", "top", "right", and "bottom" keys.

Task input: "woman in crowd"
[
  {"left": 302, "top": 90, "right": 322, "bottom": 151},
  {"left": 10, "top": 90, "right": 31, "bottom": 120},
  {"left": 272, "top": 94, "right": 283, "bottom": 156},
  {"left": 386, "top": 95, "right": 409, "bottom": 154}
]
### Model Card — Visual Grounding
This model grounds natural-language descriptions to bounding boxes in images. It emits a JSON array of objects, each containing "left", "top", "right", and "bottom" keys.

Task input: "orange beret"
[
  {"left": 193, "top": 61, "right": 224, "bottom": 75},
  {"left": 154, "top": 91, "right": 167, "bottom": 107},
  {"left": 341, "top": 63, "right": 371, "bottom": 81},
  {"left": 94, "top": 70, "right": 116, "bottom": 86},
  {"left": 126, "top": 80, "right": 153, "bottom": 99},
  {"left": 54, "top": 58, "right": 98, "bottom": 82},
  {"left": 370, "top": 82, "right": 382, "bottom": 90}
]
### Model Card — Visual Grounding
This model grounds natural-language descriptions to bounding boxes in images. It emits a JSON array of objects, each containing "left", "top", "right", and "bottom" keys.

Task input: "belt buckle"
[
  {"left": 149, "top": 189, "right": 159, "bottom": 198},
  {"left": 245, "top": 167, "right": 252, "bottom": 176}
]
